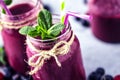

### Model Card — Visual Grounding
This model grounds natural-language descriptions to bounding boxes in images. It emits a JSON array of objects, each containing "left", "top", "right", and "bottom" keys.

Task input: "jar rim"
[
  {"left": 0, "top": 0, "right": 42, "bottom": 18},
  {"left": 27, "top": 20, "right": 71, "bottom": 42}
]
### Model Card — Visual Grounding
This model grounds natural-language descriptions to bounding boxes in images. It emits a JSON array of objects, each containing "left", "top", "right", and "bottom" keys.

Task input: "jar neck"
[
  {"left": 27, "top": 23, "right": 73, "bottom": 50},
  {"left": 0, "top": 0, "right": 43, "bottom": 29}
]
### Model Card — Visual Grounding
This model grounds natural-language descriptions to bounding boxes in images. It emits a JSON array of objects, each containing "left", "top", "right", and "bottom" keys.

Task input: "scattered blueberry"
[
  {"left": 114, "top": 75, "right": 120, "bottom": 80},
  {"left": 75, "top": 17, "right": 82, "bottom": 21},
  {"left": 3, "top": 66, "right": 12, "bottom": 80},
  {"left": 43, "top": 4, "right": 52, "bottom": 12},
  {"left": 96, "top": 67, "right": 105, "bottom": 76},
  {"left": 81, "top": 19, "right": 90, "bottom": 27},
  {"left": 88, "top": 72, "right": 101, "bottom": 80},
  {"left": 12, "top": 74, "right": 21, "bottom": 80},
  {"left": 21, "top": 75, "right": 33, "bottom": 80},
  {"left": 83, "top": 0, "right": 88, "bottom": 4},
  {"left": 102, "top": 75, "right": 113, "bottom": 80}
]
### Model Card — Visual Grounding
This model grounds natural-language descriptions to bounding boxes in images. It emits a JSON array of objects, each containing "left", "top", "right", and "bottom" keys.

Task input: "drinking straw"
[
  {"left": 64, "top": 11, "right": 91, "bottom": 26},
  {"left": 60, "top": 0, "right": 66, "bottom": 23},
  {"left": 0, "top": 0, "right": 12, "bottom": 15}
]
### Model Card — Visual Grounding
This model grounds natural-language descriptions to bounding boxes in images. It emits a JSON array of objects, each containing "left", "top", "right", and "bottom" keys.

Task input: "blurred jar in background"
[{"left": 88, "top": 0, "right": 120, "bottom": 43}]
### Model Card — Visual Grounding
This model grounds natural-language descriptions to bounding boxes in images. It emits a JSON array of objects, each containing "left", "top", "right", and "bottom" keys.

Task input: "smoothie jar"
[
  {"left": 26, "top": 15, "right": 86, "bottom": 80},
  {"left": 0, "top": 0, "right": 42, "bottom": 75},
  {"left": 88, "top": 0, "right": 120, "bottom": 43}
]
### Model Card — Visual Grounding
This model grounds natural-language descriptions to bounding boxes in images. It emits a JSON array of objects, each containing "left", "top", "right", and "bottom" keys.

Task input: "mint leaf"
[
  {"left": 41, "top": 33, "right": 54, "bottom": 40},
  {"left": 38, "top": 9, "right": 52, "bottom": 30},
  {"left": 4, "top": 0, "right": 12, "bottom": 5},
  {"left": 0, "top": 47, "right": 6, "bottom": 65},
  {"left": 28, "top": 29, "right": 40, "bottom": 37},
  {"left": 2, "top": 9, "right": 6, "bottom": 14},
  {"left": 48, "top": 23, "right": 65, "bottom": 36},
  {"left": 36, "top": 25, "right": 47, "bottom": 34},
  {"left": 19, "top": 9, "right": 65, "bottom": 40},
  {"left": 19, "top": 26, "right": 35, "bottom": 35},
  {"left": 36, "top": 26, "right": 53, "bottom": 39}
]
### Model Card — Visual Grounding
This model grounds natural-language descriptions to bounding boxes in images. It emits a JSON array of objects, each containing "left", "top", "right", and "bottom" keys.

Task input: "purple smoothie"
[
  {"left": 89, "top": 0, "right": 120, "bottom": 43},
  {"left": 26, "top": 22, "right": 86, "bottom": 80},
  {"left": 1, "top": 2, "right": 41, "bottom": 75}
]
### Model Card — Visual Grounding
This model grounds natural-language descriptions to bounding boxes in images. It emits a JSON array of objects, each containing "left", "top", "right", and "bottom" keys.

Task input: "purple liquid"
[
  {"left": 1, "top": 3, "right": 35, "bottom": 74},
  {"left": 89, "top": 0, "right": 120, "bottom": 43},
  {"left": 10, "top": 3, "right": 34, "bottom": 15},
  {"left": 26, "top": 35, "right": 86, "bottom": 80}
]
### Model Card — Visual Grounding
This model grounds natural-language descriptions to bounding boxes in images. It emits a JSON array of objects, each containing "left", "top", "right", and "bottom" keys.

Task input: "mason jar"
[
  {"left": 88, "top": 0, "right": 120, "bottom": 43},
  {"left": 26, "top": 15, "right": 86, "bottom": 80},
  {"left": 0, "top": 0, "right": 43, "bottom": 75}
]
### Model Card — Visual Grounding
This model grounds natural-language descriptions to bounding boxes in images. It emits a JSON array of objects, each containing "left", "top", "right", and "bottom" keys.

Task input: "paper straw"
[
  {"left": 60, "top": 0, "right": 66, "bottom": 23},
  {"left": 64, "top": 11, "right": 91, "bottom": 26},
  {"left": 0, "top": 0, "right": 12, "bottom": 15}
]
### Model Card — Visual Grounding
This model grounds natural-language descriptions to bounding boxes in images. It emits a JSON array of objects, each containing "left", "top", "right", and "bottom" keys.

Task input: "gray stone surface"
[{"left": 0, "top": 0, "right": 120, "bottom": 77}]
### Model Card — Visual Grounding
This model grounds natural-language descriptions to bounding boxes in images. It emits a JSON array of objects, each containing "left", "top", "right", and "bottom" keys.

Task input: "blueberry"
[
  {"left": 12, "top": 74, "right": 21, "bottom": 80},
  {"left": 83, "top": 0, "right": 88, "bottom": 4},
  {"left": 96, "top": 67, "right": 105, "bottom": 76},
  {"left": 88, "top": 72, "right": 102, "bottom": 80},
  {"left": 75, "top": 17, "right": 82, "bottom": 21},
  {"left": 21, "top": 75, "right": 33, "bottom": 80},
  {"left": 3, "top": 67, "right": 11, "bottom": 77},
  {"left": 43, "top": 4, "right": 52, "bottom": 12},
  {"left": 103, "top": 75, "right": 113, "bottom": 80},
  {"left": 81, "top": 19, "right": 90, "bottom": 27}
]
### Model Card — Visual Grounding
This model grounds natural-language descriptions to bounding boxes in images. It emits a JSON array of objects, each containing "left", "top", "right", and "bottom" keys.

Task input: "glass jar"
[
  {"left": 26, "top": 15, "right": 86, "bottom": 80},
  {"left": 88, "top": 0, "right": 120, "bottom": 43},
  {"left": 0, "top": 0, "right": 43, "bottom": 75}
]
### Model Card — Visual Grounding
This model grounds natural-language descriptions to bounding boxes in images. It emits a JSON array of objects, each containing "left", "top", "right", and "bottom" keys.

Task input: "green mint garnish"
[
  {"left": 19, "top": 9, "right": 65, "bottom": 40},
  {"left": 2, "top": 9, "right": 6, "bottom": 14},
  {"left": 4, "top": 0, "right": 12, "bottom": 5},
  {"left": 38, "top": 9, "right": 52, "bottom": 30},
  {"left": 0, "top": 47, "right": 6, "bottom": 65}
]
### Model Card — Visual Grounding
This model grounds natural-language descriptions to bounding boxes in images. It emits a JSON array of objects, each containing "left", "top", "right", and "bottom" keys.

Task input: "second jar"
[{"left": 0, "top": 0, "right": 43, "bottom": 75}]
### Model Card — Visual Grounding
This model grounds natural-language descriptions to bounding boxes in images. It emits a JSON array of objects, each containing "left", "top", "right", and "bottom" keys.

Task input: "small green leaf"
[
  {"left": 48, "top": 23, "right": 65, "bottom": 37},
  {"left": 4, "top": 0, "right": 12, "bottom": 5},
  {"left": 28, "top": 29, "right": 40, "bottom": 37},
  {"left": 19, "top": 26, "right": 35, "bottom": 35},
  {"left": 38, "top": 9, "right": 52, "bottom": 30},
  {"left": 36, "top": 25, "right": 47, "bottom": 34},
  {"left": 41, "top": 33, "right": 54, "bottom": 40},
  {"left": 2, "top": 9, "right": 6, "bottom": 14}
]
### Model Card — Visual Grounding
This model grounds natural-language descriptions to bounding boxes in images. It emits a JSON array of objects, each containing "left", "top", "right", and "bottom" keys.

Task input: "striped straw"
[
  {"left": 0, "top": 0, "right": 12, "bottom": 15},
  {"left": 64, "top": 11, "right": 91, "bottom": 26},
  {"left": 60, "top": 0, "right": 66, "bottom": 23}
]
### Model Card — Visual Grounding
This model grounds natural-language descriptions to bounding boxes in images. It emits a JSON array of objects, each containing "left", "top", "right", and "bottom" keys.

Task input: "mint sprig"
[
  {"left": 19, "top": 9, "right": 65, "bottom": 40},
  {"left": 4, "top": 0, "right": 12, "bottom": 5}
]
